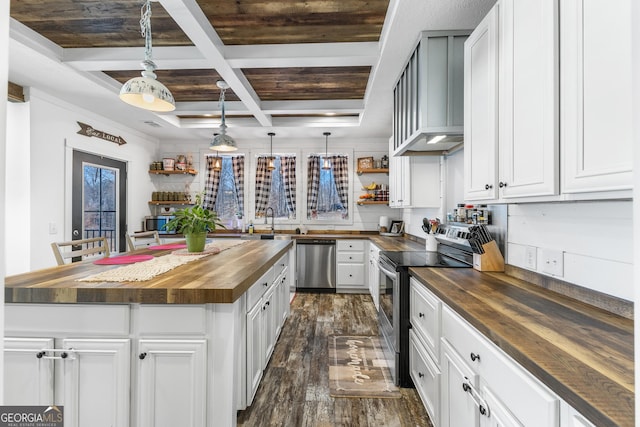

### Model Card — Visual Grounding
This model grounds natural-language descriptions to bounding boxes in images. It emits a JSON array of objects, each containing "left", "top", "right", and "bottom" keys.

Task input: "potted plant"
[{"left": 164, "top": 193, "right": 224, "bottom": 252}]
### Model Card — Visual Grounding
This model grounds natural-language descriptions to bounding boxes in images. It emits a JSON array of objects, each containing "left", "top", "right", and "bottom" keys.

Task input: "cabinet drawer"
[
  {"left": 337, "top": 240, "right": 366, "bottom": 252},
  {"left": 410, "top": 277, "right": 441, "bottom": 362},
  {"left": 337, "top": 264, "right": 365, "bottom": 285},
  {"left": 138, "top": 305, "right": 206, "bottom": 335},
  {"left": 273, "top": 253, "right": 288, "bottom": 279},
  {"left": 410, "top": 331, "right": 440, "bottom": 426},
  {"left": 337, "top": 251, "right": 365, "bottom": 263},
  {"left": 247, "top": 267, "right": 274, "bottom": 310},
  {"left": 442, "top": 306, "right": 559, "bottom": 426}
]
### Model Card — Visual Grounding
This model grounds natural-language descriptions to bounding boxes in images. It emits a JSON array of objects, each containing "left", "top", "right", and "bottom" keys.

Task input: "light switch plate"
[
  {"left": 541, "top": 249, "right": 563, "bottom": 277},
  {"left": 525, "top": 246, "right": 537, "bottom": 270},
  {"left": 49, "top": 222, "right": 57, "bottom": 235}
]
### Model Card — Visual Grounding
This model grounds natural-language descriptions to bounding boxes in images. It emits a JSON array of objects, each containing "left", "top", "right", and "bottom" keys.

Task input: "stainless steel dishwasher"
[{"left": 296, "top": 239, "right": 336, "bottom": 292}]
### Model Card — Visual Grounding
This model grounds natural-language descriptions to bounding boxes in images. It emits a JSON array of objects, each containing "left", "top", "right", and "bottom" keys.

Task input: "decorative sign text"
[{"left": 77, "top": 122, "right": 127, "bottom": 146}]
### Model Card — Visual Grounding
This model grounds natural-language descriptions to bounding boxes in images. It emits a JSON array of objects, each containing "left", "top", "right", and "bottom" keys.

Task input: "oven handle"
[{"left": 378, "top": 263, "right": 397, "bottom": 279}]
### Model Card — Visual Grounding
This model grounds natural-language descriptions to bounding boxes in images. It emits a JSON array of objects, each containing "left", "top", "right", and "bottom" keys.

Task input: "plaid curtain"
[
  {"left": 331, "top": 155, "right": 349, "bottom": 209},
  {"left": 306, "top": 155, "right": 320, "bottom": 219},
  {"left": 232, "top": 155, "right": 245, "bottom": 215},
  {"left": 203, "top": 156, "right": 221, "bottom": 209},
  {"left": 255, "top": 156, "right": 272, "bottom": 217},
  {"left": 281, "top": 156, "right": 296, "bottom": 216}
]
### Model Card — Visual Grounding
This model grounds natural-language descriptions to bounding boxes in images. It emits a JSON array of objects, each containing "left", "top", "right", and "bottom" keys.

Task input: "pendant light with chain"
[
  {"left": 119, "top": 0, "right": 175, "bottom": 112},
  {"left": 210, "top": 80, "right": 238, "bottom": 151},
  {"left": 267, "top": 132, "right": 276, "bottom": 171},
  {"left": 322, "top": 132, "right": 331, "bottom": 170}
]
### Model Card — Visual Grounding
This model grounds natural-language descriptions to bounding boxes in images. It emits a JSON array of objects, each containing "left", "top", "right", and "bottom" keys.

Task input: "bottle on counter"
[{"left": 248, "top": 222, "right": 254, "bottom": 234}]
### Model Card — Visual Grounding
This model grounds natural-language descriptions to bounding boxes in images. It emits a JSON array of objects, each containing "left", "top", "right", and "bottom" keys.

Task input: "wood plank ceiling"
[{"left": 9, "top": 0, "right": 389, "bottom": 128}]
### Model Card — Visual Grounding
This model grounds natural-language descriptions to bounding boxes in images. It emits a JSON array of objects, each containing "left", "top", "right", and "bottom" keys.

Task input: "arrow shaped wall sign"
[{"left": 77, "top": 122, "right": 127, "bottom": 146}]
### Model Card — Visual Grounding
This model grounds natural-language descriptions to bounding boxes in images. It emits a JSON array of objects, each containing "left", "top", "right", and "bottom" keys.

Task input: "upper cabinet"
[
  {"left": 465, "top": 0, "right": 559, "bottom": 202},
  {"left": 560, "top": 0, "right": 633, "bottom": 194},
  {"left": 393, "top": 31, "right": 470, "bottom": 156}
]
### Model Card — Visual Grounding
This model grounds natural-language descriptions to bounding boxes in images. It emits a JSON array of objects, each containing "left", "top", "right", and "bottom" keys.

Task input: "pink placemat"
[
  {"left": 148, "top": 243, "right": 187, "bottom": 250},
  {"left": 94, "top": 255, "right": 155, "bottom": 265}
]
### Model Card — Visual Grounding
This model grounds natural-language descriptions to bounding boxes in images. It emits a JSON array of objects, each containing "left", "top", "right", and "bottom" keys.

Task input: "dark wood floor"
[{"left": 237, "top": 293, "right": 433, "bottom": 427}]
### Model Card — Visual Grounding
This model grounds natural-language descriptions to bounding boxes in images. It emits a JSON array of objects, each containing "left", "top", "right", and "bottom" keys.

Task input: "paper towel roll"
[{"left": 379, "top": 216, "right": 389, "bottom": 228}]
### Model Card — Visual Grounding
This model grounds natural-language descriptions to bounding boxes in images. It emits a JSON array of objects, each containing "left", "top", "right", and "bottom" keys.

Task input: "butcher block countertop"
[
  {"left": 410, "top": 267, "right": 634, "bottom": 427},
  {"left": 5, "top": 240, "right": 292, "bottom": 305}
]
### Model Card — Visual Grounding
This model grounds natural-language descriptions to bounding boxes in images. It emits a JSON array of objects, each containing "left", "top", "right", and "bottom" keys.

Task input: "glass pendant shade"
[
  {"left": 267, "top": 132, "right": 276, "bottom": 171},
  {"left": 119, "top": 1, "right": 175, "bottom": 112},
  {"left": 210, "top": 80, "right": 237, "bottom": 151},
  {"left": 322, "top": 132, "right": 331, "bottom": 170}
]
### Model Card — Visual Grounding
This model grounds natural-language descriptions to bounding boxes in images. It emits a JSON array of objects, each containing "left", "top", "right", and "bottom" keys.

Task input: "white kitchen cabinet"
[
  {"left": 440, "top": 339, "right": 481, "bottom": 427},
  {"left": 389, "top": 149, "right": 442, "bottom": 208},
  {"left": 410, "top": 277, "right": 441, "bottom": 363},
  {"left": 246, "top": 299, "right": 264, "bottom": 404},
  {"left": 465, "top": 0, "right": 560, "bottom": 202},
  {"left": 4, "top": 338, "right": 55, "bottom": 405},
  {"left": 463, "top": 5, "right": 499, "bottom": 201},
  {"left": 336, "top": 240, "right": 368, "bottom": 292},
  {"left": 410, "top": 331, "right": 441, "bottom": 426},
  {"left": 262, "top": 281, "right": 278, "bottom": 362},
  {"left": 560, "top": 0, "right": 633, "bottom": 194},
  {"left": 368, "top": 243, "right": 381, "bottom": 310},
  {"left": 136, "top": 339, "right": 207, "bottom": 427}
]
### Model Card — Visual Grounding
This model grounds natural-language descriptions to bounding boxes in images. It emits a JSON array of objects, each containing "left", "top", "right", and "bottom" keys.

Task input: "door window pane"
[{"left": 83, "top": 164, "right": 117, "bottom": 249}]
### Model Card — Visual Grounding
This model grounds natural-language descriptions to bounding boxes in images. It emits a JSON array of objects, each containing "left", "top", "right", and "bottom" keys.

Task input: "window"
[
  {"left": 307, "top": 154, "right": 349, "bottom": 221},
  {"left": 203, "top": 155, "right": 244, "bottom": 228},
  {"left": 255, "top": 155, "right": 296, "bottom": 220}
]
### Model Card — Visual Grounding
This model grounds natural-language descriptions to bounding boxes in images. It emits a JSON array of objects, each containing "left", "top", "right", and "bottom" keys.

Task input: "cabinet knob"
[
  {"left": 139, "top": 352, "right": 147, "bottom": 360},
  {"left": 499, "top": 181, "right": 507, "bottom": 188},
  {"left": 418, "top": 312, "right": 424, "bottom": 318},
  {"left": 36, "top": 351, "right": 45, "bottom": 359},
  {"left": 60, "top": 352, "right": 68, "bottom": 359},
  {"left": 470, "top": 352, "right": 480, "bottom": 362},
  {"left": 462, "top": 383, "right": 471, "bottom": 393},
  {"left": 418, "top": 372, "right": 424, "bottom": 378},
  {"left": 263, "top": 282, "right": 268, "bottom": 287},
  {"left": 479, "top": 405, "right": 487, "bottom": 416},
  {"left": 265, "top": 301, "right": 270, "bottom": 306},
  {"left": 349, "top": 274, "right": 353, "bottom": 277},
  {"left": 349, "top": 256, "right": 353, "bottom": 260},
  {"left": 485, "top": 184, "right": 493, "bottom": 190}
]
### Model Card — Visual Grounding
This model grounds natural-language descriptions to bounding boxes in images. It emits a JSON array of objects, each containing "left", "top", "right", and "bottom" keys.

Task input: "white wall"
[
  {"left": 25, "top": 89, "right": 159, "bottom": 271},
  {"left": 0, "top": 0, "right": 9, "bottom": 403},
  {"left": 159, "top": 137, "right": 395, "bottom": 233}
]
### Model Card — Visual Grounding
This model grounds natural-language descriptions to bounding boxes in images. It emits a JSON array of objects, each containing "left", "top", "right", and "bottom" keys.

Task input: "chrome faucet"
[{"left": 265, "top": 207, "right": 275, "bottom": 234}]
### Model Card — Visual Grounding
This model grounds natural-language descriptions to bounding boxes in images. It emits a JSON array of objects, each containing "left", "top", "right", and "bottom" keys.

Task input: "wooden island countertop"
[
  {"left": 5, "top": 240, "right": 292, "bottom": 305},
  {"left": 410, "top": 267, "right": 634, "bottom": 427}
]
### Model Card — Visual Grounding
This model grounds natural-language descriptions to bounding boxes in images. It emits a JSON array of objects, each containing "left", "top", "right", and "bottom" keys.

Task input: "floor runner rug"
[{"left": 328, "top": 335, "right": 401, "bottom": 398}]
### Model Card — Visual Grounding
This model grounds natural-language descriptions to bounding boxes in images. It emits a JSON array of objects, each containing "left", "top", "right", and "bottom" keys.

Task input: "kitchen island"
[{"left": 4, "top": 239, "right": 293, "bottom": 427}]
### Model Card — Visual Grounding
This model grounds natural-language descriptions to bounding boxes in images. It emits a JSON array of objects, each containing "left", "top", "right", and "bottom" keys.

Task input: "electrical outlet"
[
  {"left": 525, "top": 246, "right": 537, "bottom": 270},
  {"left": 49, "top": 222, "right": 57, "bottom": 235},
  {"left": 541, "top": 249, "right": 563, "bottom": 277}
]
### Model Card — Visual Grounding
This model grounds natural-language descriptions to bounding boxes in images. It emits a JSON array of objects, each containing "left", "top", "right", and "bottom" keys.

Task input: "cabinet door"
[
  {"left": 560, "top": 0, "right": 633, "bottom": 193},
  {"left": 337, "top": 264, "right": 366, "bottom": 287},
  {"left": 246, "top": 301, "right": 264, "bottom": 405},
  {"left": 137, "top": 339, "right": 207, "bottom": 427},
  {"left": 441, "top": 340, "right": 480, "bottom": 427},
  {"left": 410, "top": 278, "right": 441, "bottom": 362},
  {"left": 410, "top": 331, "right": 440, "bottom": 426},
  {"left": 480, "top": 384, "right": 522, "bottom": 427},
  {"left": 464, "top": 5, "right": 499, "bottom": 201},
  {"left": 368, "top": 255, "right": 380, "bottom": 310},
  {"left": 263, "top": 284, "right": 278, "bottom": 363},
  {"left": 4, "top": 338, "right": 55, "bottom": 405},
  {"left": 61, "top": 339, "right": 131, "bottom": 427},
  {"left": 499, "top": 0, "right": 559, "bottom": 198}
]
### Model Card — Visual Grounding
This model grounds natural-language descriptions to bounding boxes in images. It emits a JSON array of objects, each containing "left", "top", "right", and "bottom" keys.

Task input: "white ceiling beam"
[
  {"left": 62, "top": 46, "right": 209, "bottom": 71},
  {"left": 10, "top": 18, "right": 63, "bottom": 61},
  {"left": 159, "top": 0, "right": 272, "bottom": 127},
  {"left": 164, "top": 99, "right": 363, "bottom": 116},
  {"left": 224, "top": 42, "right": 379, "bottom": 68}
]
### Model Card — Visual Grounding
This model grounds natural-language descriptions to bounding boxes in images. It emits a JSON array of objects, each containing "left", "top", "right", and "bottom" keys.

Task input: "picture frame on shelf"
[{"left": 357, "top": 156, "right": 374, "bottom": 171}]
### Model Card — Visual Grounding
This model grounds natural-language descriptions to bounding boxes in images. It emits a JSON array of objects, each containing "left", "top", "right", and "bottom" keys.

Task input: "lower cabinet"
[
  {"left": 136, "top": 339, "right": 207, "bottom": 427},
  {"left": 368, "top": 243, "right": 381, "bottom": 310},
  {"left": 440, "top": 339, "right": 480, "bottom": 427},
  {"left": 337, "top": 239, "right": 368, "bottom": 292},
  {"left": 4, "top": 337, "right": 131, "bottom": 427},
  {"left": 410, "top": 331, "right": 441, "bottom": 426}
]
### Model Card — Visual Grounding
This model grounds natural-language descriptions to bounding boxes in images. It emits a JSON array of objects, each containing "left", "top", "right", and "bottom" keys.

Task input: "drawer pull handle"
[
  {"left": 36, "top": 351, "right": 45, "bottom": 359},
  {"left": 139, "top": 352, "right": 147, "bottom": 360},
  {"left": 485, "top": 184, "right": 493, "bottom": 190},
  {"left": 470, "top": 352, "right": 480, "bottom": 362},
  {"left": 479, "top": 405, "right": 487, "bottom": 416},
  {"left": 418, "top": 312, "right": 424, "bottom": 318},
  {"left": 418, "top": 372, "right": 424, "bottom": 378},
  {"left": 499, "top": 181, "right": 507, "bottom": 188},
  {"left": 462, "top": 382, "right": 471, "bottom": 393}
]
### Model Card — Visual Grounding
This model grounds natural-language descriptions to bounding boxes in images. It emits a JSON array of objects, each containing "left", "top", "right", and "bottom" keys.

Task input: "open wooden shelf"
[
  {"left": 357, "top": 168, "right": 389, "bottom": 175},
  {"left": 357, "top": 200, "right": 389, "bottom": 206},
  {"left": 149, "top": 169, "right": 198, "bottom": 176}
]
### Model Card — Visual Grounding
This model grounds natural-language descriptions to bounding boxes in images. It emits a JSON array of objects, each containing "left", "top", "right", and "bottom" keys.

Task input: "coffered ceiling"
[{"left": 8, "top": 0, "right": 496, "bottom": 142}]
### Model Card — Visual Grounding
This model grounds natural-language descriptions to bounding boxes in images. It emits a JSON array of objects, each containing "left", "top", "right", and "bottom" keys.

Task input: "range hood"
[{"left": 391, "top": 31, "right": 469, "bottom": 156}]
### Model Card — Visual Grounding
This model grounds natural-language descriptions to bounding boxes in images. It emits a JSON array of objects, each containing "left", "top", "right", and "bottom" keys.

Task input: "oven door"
[{"left": 378, "top": 255, "right": 399, "bottom": 383}]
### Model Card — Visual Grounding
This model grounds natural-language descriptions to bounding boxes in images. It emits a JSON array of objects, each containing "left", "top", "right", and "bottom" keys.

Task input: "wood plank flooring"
[{"left": 237, "top": 293, "right": 433, "bottom": 427}]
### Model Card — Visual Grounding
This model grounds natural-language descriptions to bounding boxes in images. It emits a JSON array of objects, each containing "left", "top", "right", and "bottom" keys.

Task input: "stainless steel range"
[{"left": 378, "top": 225, "right": 476, "bottom": 387}]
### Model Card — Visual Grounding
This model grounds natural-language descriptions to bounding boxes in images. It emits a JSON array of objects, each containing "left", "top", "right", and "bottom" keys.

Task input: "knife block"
[{"left": 472, "top": 240, "right": 505, "bottom": 272}]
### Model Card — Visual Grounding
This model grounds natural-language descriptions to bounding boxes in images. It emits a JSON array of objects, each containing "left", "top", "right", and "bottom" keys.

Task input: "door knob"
[{"left": 73, "top": 229, "right": 80, "bottom": 237}]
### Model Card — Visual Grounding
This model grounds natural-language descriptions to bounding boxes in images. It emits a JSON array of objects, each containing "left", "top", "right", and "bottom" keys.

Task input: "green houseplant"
[{"left": 163, "top": 193, "right": 224, "bottom": 252}]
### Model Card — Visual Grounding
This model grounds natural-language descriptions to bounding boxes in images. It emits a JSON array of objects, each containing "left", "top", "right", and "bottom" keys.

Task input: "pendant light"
[
  {"left": 119, "top": 0, "right": 175, "bottom": 112},
  {"left": 322, "top": 132, "right": 331, "bottom": 170},
  {"left": 267, "top": 132, "right": 276, "bottom": 171},
  {"left": 210, "top": 80, "right": 238, "bottom": 152}
]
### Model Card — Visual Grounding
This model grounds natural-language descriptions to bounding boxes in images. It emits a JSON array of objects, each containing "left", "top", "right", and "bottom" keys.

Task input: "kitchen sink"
[{"left": 240, "top": 234, "right": 291, "bottom": 240}]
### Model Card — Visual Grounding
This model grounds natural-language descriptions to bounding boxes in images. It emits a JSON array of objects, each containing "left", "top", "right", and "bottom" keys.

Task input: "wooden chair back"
[
  {"left": 126, "top": 231, "right": 161, "bottom": 252},
  {"left": 51, "top": 236, "right": 110, "bottom": 265}
]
